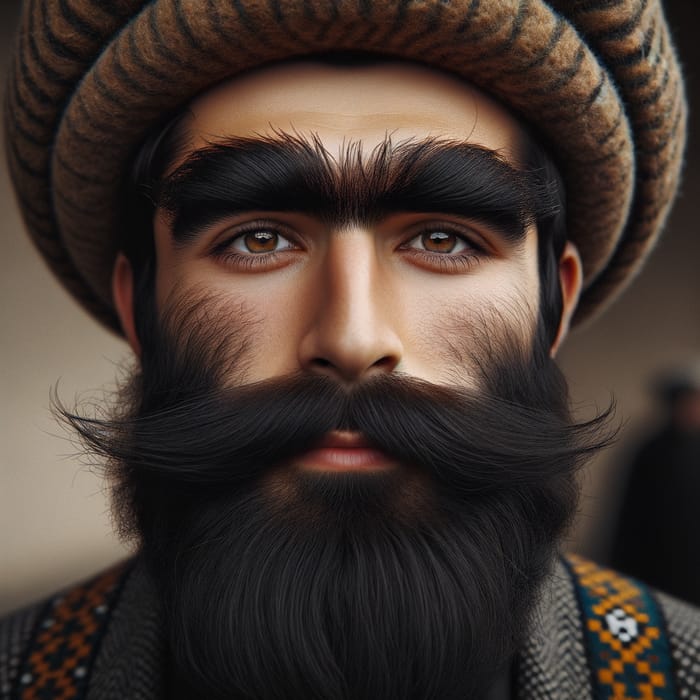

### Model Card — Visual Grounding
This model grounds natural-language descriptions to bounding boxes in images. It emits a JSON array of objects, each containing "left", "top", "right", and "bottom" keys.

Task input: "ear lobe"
[
  {"left": 549, "top": 242, "right": 583, "bottom": 357},
  {"left": 112, "top": 253, "right": 142, "bottom": 357}
]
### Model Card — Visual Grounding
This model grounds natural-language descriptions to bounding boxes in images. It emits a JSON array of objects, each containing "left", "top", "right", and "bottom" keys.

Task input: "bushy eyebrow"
[{"left": 155, "top": 132, "right": 552, "bottom": 246}]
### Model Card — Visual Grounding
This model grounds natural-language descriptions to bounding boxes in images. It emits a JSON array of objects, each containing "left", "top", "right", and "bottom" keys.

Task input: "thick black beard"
[{"left": 59, "top": 298, "right": 613, "bottom": 700}]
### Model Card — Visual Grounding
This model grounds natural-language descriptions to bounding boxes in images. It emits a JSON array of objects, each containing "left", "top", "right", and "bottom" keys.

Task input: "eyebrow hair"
[{"left": 155, "top": 132, "right": 555, "bottom": 246}]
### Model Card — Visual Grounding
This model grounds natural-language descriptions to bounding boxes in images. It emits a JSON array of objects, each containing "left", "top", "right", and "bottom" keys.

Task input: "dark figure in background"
[{"left": 611, "top": 365, "right": 700, "bottom": 605}]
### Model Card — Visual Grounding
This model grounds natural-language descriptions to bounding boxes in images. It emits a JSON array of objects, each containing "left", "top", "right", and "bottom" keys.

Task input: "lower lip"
[{"left": 295, "top": 447, "right": 397, "bottom": 473}]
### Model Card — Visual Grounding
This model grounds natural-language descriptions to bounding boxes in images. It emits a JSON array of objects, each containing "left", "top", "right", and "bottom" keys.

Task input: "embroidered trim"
[
  {"left": 13, "top": 562, "right": 131, "bottom": 700},
  {"left": 565, "top": 554, "right": 677, "bottom": 700}
]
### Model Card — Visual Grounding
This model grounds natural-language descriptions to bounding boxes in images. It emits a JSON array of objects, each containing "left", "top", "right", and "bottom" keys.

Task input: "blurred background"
[{"left": 1, "top": 0, "right": 698, "bottom": 615}]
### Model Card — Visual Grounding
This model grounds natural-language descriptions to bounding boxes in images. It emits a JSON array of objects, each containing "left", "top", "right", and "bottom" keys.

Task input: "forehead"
[{"left": 184, "top": 60, "right": 525, "bottom": 162}]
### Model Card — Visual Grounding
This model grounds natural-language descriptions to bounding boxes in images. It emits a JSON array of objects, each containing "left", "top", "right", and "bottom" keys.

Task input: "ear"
[
  {"left": 112, "top": 253, "right": 142, "bottom": 357},
  {"left": 549, "top": 241, "right": 583, "bottom": 357}
]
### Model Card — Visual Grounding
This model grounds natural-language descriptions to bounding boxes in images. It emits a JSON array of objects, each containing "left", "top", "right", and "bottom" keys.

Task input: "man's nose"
[{"left": 298, "top": 232, "right": 403, "bottom": 382}]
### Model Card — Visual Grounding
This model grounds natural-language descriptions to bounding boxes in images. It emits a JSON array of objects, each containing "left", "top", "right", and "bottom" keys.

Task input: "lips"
[{"left": 295, "top": 430, "right": 397, "bottom": 473}]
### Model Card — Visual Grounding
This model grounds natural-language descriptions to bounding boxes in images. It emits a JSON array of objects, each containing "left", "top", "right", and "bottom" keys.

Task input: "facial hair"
[{"left": 60, "top": 294, "right": 612, "bottom": 700}]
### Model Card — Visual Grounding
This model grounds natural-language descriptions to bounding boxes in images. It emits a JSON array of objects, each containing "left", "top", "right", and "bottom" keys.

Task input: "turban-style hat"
[{"left": 5, "top": 0, "right": 686, "bottom": 331}]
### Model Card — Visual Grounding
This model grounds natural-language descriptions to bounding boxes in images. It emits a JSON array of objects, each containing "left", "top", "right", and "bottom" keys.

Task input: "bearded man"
[{"left": 1, "top": 1, "right": 698, "bottom": 699}]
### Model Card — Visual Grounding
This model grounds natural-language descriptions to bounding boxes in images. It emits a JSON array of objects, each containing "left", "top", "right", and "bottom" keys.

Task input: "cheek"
[
  {"left": 236, "top": 296, "right": 309, "bottom": 380},
  {"left": 160, "top": 270, "right": 316, "bottom": 383},
  {"left": 396, "top": 265, "right": 539, "bottom": 386}
]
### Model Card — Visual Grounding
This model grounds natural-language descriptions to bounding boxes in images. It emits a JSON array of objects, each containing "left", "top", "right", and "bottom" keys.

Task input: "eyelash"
[
  {"left": 211, "top": 221, "right": 300, "bottom": 269},
  {"left": 210, "top": 221, "right": 487, "bottom": 272},
  {"left": 400, "top": 226, "right": 486, "bottom": 273}
]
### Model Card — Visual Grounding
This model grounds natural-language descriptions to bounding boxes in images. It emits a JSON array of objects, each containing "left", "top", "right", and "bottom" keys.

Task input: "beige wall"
[
  {"left": 1, "top": 2, "right": 698, "bottom": 615},
  {"left": 0, "top": 4, "right": 130, "bottom": 614}
]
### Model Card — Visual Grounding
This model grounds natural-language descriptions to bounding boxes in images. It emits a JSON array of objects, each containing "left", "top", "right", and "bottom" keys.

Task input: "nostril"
[
  {"left": 312, "top": 358, "right": 333, "bottom": 369},
  {"left": 371, "top": 355, "right": 399, "bottom": 373}
]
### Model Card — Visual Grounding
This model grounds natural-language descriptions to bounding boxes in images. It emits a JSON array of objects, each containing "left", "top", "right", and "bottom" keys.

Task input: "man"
[
  {"left": 610, "top": 362, "right": 700, "bottom": 605},
  {"left": 1, "top": 1, "right": 697, "bottom": 699}
]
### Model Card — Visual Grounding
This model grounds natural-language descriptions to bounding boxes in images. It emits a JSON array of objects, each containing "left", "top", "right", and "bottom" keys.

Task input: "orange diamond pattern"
[{"left": 16, "top": 563, "right": 128, "bottom": 700}]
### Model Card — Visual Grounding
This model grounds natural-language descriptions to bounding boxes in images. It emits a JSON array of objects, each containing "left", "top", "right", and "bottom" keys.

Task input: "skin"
[{"left": 113, "top": 61, "right": 582, "bottom": 470}]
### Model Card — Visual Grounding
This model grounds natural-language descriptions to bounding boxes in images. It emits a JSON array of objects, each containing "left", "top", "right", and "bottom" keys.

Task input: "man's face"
[
  {"left": 101, "top": 60, "right": 601, "bottom": 700},
  {"left": 152, "top": 61, "right": 541, "bottom": 392}
]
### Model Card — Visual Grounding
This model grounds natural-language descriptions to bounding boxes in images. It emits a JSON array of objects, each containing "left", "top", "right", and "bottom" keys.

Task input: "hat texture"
[{"left": 5, "top": 0, "right": 686, "bottom": 331}]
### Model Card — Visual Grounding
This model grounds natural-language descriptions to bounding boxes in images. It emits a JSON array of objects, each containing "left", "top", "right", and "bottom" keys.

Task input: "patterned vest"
[{"left": 8, "top": 555, "right": 678, "bottom": 699}]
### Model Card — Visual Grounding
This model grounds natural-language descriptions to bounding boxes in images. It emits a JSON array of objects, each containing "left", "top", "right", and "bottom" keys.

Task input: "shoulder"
[
  {"left": 0, "top": 560, "right": 134, "bottom": 699},
  {"left": 518, "top": 554, "right": 700, "bottom": 699},
  {"left": 0, "top": 601, "right": 41, "bottom": 696},
  {"left": 655, "top": 589, "right": 700, "bottom": 693},
  {"left": 564, "top": 555, "right": 700, "bottom": 698}
]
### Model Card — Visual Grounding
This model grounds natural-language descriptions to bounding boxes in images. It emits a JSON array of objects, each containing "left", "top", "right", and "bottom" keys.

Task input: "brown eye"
[
  {"left": 229, "top": 228, "right": 295, "bottom": 255},
  {"left": 244, "top": 230, "right": 278, "bottom": 253},
  {"left": 405, "top": 229, "right": 470, "bottom": 254},
  {"left": 421, "top": 231, "right": 459, "bottom": 253}
]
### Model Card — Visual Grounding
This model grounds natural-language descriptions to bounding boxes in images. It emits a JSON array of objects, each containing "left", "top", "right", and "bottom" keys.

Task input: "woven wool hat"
[{"left": 5, "top": 0, "right": 686, "bottom": 332}]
